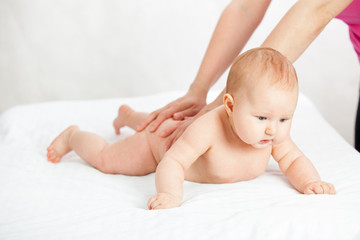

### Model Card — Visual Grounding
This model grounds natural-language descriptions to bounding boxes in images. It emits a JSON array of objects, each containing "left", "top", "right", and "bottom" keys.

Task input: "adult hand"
[
  {"left": 136, "top": 91, "right": 207, "bottom": 133},
  {"left": 159, "top": 90, "right": 225, "bottom": 144},
  {"left": 164, "top": 117, "right": 195, "bottom": 150}
]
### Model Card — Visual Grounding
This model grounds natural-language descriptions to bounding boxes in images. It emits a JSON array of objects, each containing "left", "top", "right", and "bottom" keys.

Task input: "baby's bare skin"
[
  {"left": 48, "top": 101, "right": 335, "bottom": 211},
  {"left": 48, "top": 100, "right": 335, "bottom": 209},
  {"left": 48, "top": 106, "right": 269, "bottom": 182},
  {"left": 47, "top": 48, "right": 336, "bottom": 211},
  {"left": 47, "top": 126, "right": 79, "bottom": 163},
  {"left": 173, "top": 107, "right": 271, "bottom": 184},
  {"left": 147, "top": 83, "right": 336, "bottom": 209},
  {"left": 47, "top": 105, "right": 158, "bottom": 175}
]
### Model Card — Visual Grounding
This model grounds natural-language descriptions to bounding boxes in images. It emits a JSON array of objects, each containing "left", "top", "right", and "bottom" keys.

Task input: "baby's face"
[{"left": 229, "top": 83, "right": 298, "bottom": 149}]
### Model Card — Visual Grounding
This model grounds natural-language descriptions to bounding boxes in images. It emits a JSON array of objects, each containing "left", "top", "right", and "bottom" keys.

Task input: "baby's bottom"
[{"left": 47, "top": 106, "right": 158, "bottom": 175}]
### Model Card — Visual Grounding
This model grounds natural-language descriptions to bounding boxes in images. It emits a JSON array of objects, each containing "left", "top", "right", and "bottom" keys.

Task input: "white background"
[{"left": 1, "top": 0, "right": 359, "bottom": 145}]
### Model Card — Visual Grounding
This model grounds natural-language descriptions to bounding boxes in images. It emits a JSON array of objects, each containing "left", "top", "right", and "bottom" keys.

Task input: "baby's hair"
[{"left": 226, "top": 48, "right": 298, "bottom": 94}]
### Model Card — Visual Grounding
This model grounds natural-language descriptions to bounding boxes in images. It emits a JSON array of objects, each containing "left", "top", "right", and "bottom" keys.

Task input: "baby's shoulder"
[
  {"left": 194, "top": 106, "right": 224, "bottom": 126},
  {"left": 179, "top": 107, "right": 224, "bottom": 147},
  {"left": 188, "top": 107, "right": 224, "bottom": 134}
]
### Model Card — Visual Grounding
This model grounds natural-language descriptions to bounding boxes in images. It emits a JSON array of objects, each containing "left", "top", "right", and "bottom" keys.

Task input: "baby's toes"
[
  {"left": 324, "top": 183, "right": 336, "bottom": 195},
  {"left": 330, "top": 184, "right": 336, "bottom": 194},
  {"left": 325, "top": 183, "right": 334, "bottom": 194},
  {"left": 113, "top": 119, "right": 122, "bottom": 135},
  {"left": 47, "top": 149, "right": 60, "bottom": 163}
]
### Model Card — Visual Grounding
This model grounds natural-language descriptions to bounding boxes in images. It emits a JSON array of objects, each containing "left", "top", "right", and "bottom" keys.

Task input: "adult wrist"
[{"left": 188, "top": 81, "right": 210, "bottom": 99}]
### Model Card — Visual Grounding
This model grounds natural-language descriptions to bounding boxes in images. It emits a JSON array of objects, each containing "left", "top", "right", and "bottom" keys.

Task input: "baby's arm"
[
  {"left": 272, "top": 137, "right": 335, "bottom": 194},
  {"left": 147, "top": 114, "right": 216, "bottom": 210}
]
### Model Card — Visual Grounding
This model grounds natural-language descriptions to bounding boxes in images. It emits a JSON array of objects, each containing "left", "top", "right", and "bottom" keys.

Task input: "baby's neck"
[{"left": 218, "top": 106, "right": 245, "bottom": 145}]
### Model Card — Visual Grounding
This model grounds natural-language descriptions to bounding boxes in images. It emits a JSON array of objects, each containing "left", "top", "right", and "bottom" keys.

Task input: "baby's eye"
[
  {"left": 279, "top": 118, "right": 287, "bottom": 123},
  {"left": 257, "top": 116, "right": 267, "bottom": 121}
]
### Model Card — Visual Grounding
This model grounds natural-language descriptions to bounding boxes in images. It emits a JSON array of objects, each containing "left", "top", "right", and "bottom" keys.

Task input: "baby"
[{"left": 47, "top": 48, "right": 335, "bottom": 210}]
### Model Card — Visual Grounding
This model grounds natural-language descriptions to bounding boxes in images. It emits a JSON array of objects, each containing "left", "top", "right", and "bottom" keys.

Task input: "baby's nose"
[{"left": 265, "top": 127, "right": 276, "bottom": 136}]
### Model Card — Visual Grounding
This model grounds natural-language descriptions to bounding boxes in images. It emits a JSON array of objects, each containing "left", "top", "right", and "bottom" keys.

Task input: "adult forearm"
[
  {"left": 197, "top": 89, "right": 226, "bottom": 116},
  {"left": 190, "top": 0, "right": 271, "bottom": 96},
  {"left": 261, "top": 0, "right": 353, "bottom": 62}
]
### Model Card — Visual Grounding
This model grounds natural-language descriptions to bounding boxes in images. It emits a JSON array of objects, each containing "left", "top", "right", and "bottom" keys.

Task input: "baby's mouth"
[{"left": 259, "top": 139, "right": 272, "bottom": 144}]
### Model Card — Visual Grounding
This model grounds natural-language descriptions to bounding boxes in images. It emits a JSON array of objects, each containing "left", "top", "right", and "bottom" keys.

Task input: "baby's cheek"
[
  {"left": 243, "top": 130, "right": 261, "bottom": 144},
  {"left": 274, "top": 131, "right": 290, "bottom": 144},
  {"left": 235, "top": 121, "right": 260, "bottom": 143}
]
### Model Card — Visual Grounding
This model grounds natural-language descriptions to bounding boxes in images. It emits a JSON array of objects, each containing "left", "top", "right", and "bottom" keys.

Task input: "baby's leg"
[
  {"left": 47, "top": 126, "right": 157, "bottom": 175},
  {"left": 113, "top": 105, "right": 148, "bottom": 135}
]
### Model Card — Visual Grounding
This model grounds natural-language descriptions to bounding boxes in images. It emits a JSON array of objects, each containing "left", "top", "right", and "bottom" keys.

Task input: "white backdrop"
[{"left": 1, "top": 0, "right": 359, "bottom": 145}]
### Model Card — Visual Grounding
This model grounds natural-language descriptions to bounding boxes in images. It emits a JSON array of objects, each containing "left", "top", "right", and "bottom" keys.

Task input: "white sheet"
[{"left": 1, "top": 91, "right": 360, "bottom": 240}]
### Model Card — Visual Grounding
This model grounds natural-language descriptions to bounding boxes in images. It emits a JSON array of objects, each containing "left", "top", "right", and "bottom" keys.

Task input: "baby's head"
[{"left": 223, "top": 48, "right": 298, "bottom": 148}]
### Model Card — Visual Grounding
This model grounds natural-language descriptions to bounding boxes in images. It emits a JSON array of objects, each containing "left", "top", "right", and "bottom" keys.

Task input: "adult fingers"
[
  {"left": 148, "top": 107, "right": 179, "bottom": 132},
  {"left": 165, "top": 127, "right": 186, "bottom": 151},
  {"left": 173, "top": 107, "right": 201, "bottom": 120},
  {"left": 137, "top": 101, "right": 178, "bottom": 132},
  {"left": 137, "top": 110, "right": 161, "bottom": 132},
  {"left": 159, "top": 121, "right": 181, "bottom": 138},
  {"left": 137, "top": 95, "right": 200, "bottom": 132},
  {"left": 165, "top": 119, "right": 193, "bottom": 149}
]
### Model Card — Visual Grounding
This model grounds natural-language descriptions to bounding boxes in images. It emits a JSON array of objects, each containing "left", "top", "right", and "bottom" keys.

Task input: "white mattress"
[{"left": 1, "top": 91, "right": 360, "bottom": 240}]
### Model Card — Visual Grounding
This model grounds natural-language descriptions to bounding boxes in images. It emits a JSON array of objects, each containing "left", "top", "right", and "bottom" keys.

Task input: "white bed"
[{"left": 1, "top": 91, "right": 360, "bottom": 240}]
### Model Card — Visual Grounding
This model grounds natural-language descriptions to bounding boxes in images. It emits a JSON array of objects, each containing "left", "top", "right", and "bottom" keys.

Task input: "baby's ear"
[{"left": 223, "top": 93, "right": 234, "bottom": 115}]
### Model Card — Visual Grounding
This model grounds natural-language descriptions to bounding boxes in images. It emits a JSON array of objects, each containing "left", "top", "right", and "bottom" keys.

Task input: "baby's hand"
[
  {"left": 303, "top": 181, "right": 336, "bottom": 195},
  {"left": 147, "top": 193, "right": 181, "bottom": 210}
]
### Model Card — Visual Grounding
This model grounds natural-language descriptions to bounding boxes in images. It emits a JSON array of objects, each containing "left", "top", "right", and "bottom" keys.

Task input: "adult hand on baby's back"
[
  {"left": 136, "top": 91, "right": 206, "bottom": 133},
  {"left": 148, "top": 193, "right": 182, "bottom": 210},
  {"left": 303, "top": 181, "right": 336, "bottom": 195},
  {"left": 164, "top": 117, "right": 195, "bottom": 150}
]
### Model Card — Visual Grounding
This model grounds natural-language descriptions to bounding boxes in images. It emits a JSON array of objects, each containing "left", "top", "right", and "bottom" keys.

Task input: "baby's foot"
[
  {"left": 47, "top": 125, "right": 79, "bottom": 163},
  {"left": 113, "top": 105, "right": 133, "bottom": 135}
]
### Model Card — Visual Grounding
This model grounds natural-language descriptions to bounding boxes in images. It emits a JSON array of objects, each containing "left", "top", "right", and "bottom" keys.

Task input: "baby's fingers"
[
  {"left": 147, "top": 193, "right": 181, "bottom": 210},
  {"left": 147, "top": 195, "right": 166, "bottom": 210},
  {"left": 147, "top": 195, "right": 157, "bottom": 210},
  {"left": 315, "top": 182, "right": 336, "bottom": 195},
  {"left": 304, "top": 182, "right": 336, "bottom": 195},
  {"left": 304, "top": 182, "right": 323, "bottom": 194},
  {"left": 147, "top": 198, "right": 165, "bottom": 210}
]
